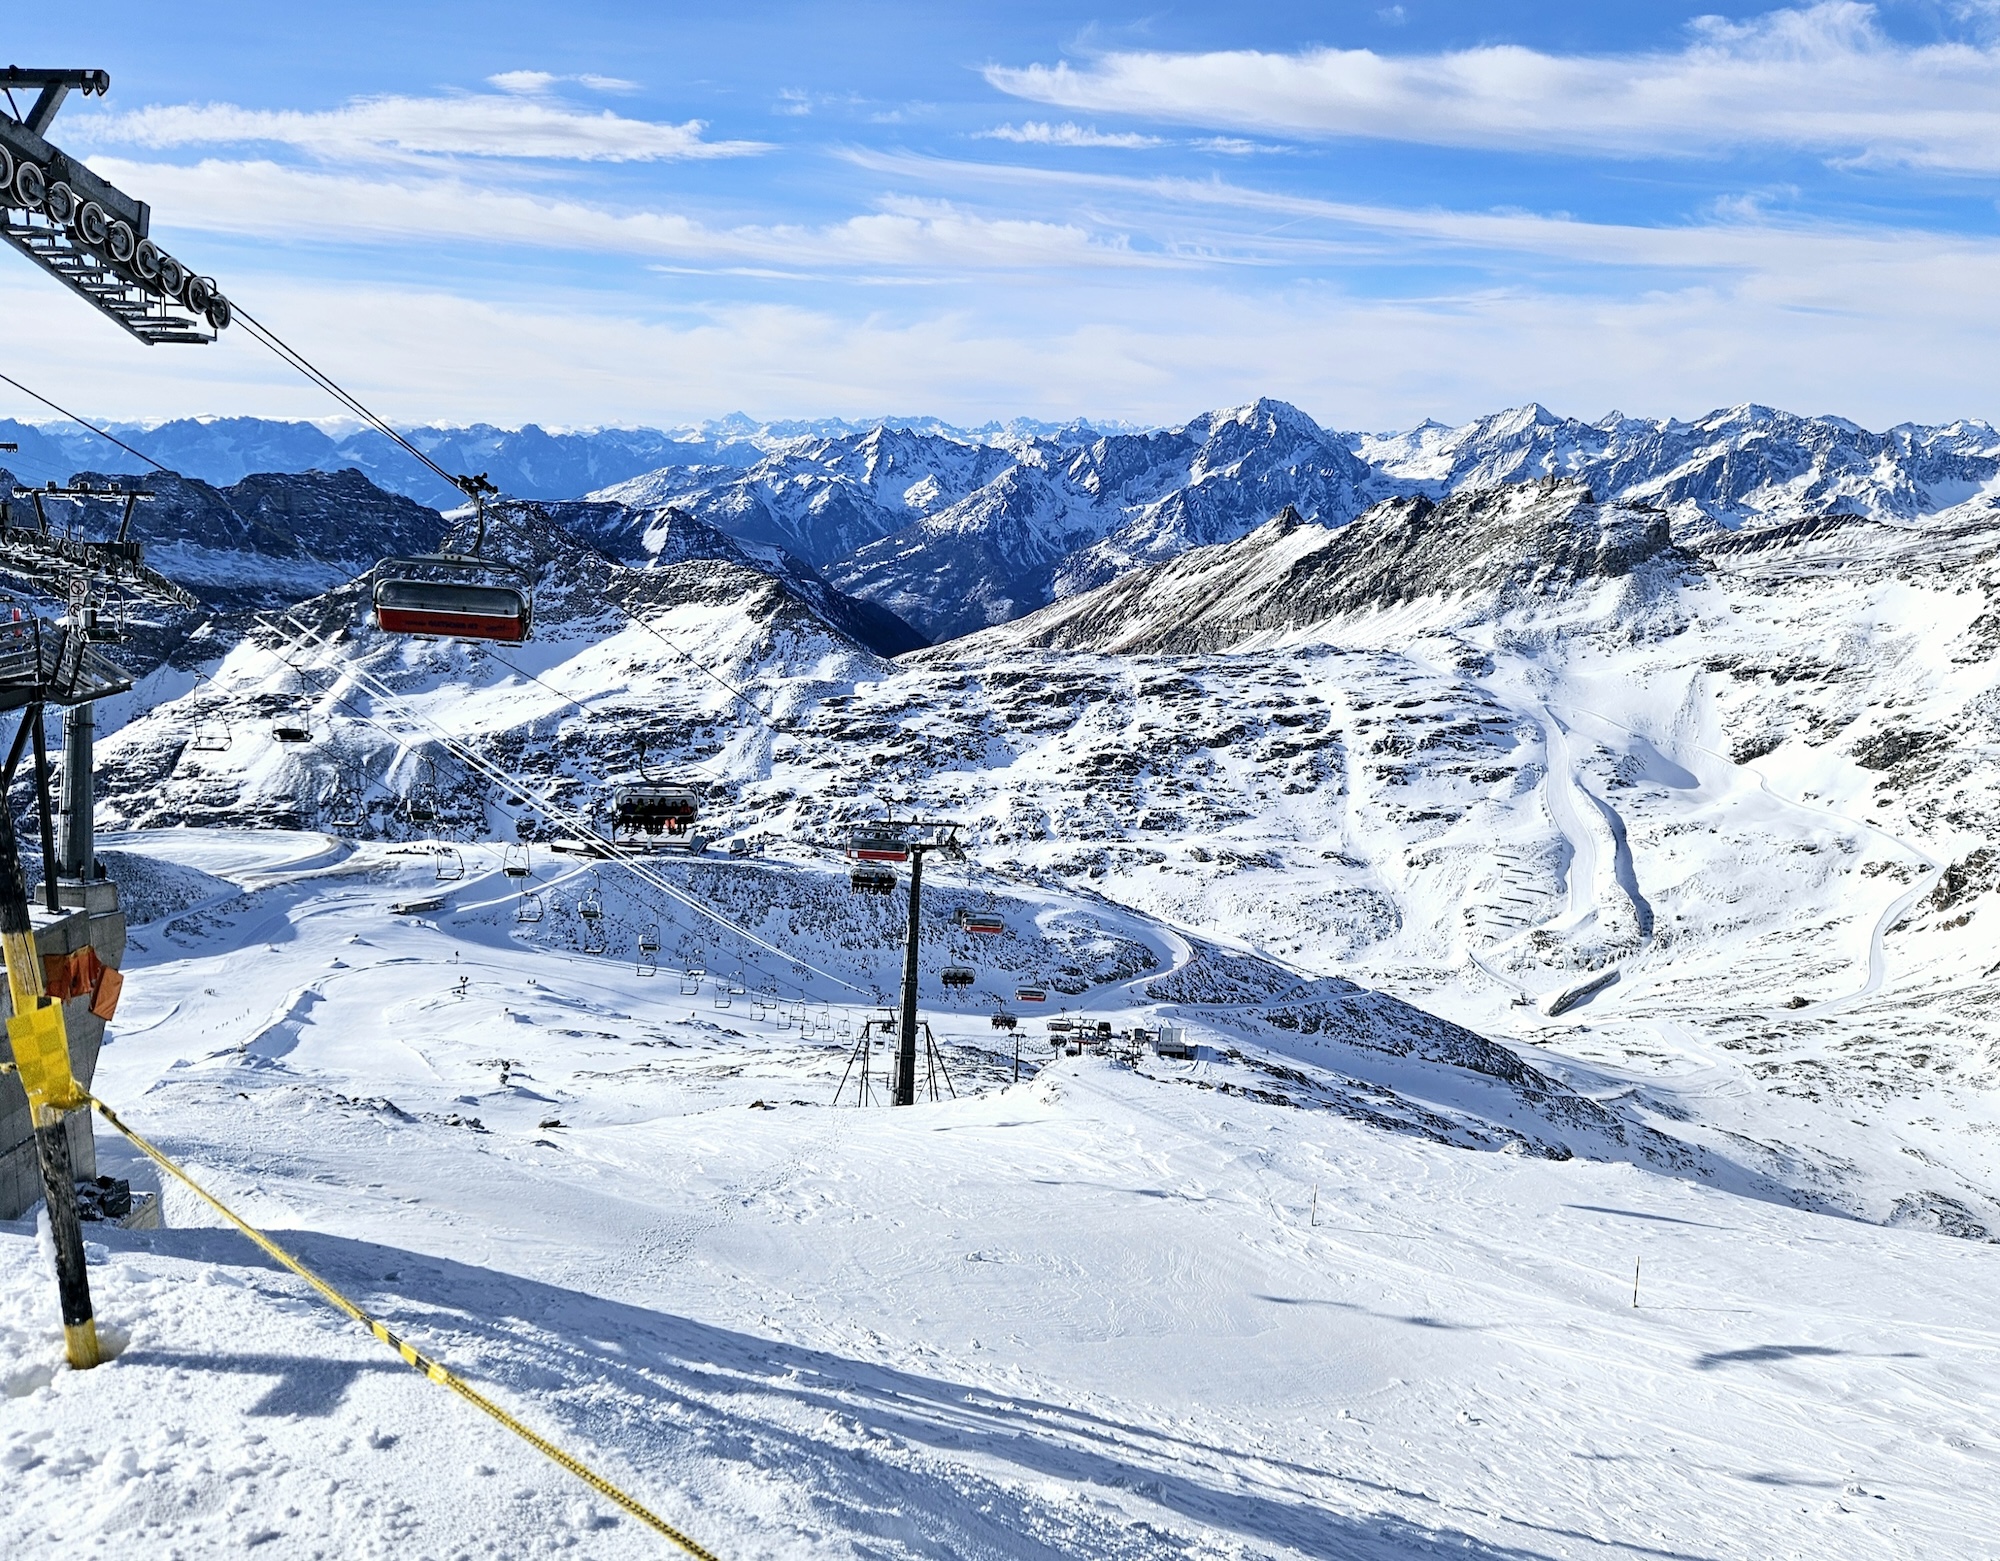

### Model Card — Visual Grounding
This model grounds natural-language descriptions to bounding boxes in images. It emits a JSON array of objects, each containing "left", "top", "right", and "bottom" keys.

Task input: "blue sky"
[{"left": 8, "top": 2, "right": 2000, "bottom": 430}]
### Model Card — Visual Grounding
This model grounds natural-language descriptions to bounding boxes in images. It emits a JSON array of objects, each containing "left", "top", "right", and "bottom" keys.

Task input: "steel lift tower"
[{"left": 0, "top": 69, "right": 223, "bottom": 1347}]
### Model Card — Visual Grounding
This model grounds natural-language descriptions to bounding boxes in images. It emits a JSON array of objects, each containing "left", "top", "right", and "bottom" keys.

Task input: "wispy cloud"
[
  {"left": 839, "top": 147, "right": 2000, "bottom": 286},
  {"left": 88, "top": 158, "right": 1170, "bottom": 273},
  {"left": 978, "top": 121, "right": 1162, "bottom": 148},
  {"left": 488, "top": 71, "right": 640, "bottom": 95},
  {"left": 986, "top": 2, "right": 2000, "bottom": 173},
  {"left": 81, "top": 91, "right": 764, "bottom": 164}
]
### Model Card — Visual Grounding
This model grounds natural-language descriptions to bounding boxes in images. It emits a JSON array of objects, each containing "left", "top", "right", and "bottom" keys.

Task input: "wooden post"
[{"left": 0, "top": 802, "right": 100, "bottom": 1368}]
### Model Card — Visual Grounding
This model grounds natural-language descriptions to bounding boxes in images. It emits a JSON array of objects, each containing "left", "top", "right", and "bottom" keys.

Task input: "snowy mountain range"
[{"left": 18, "top": 396, "right": 2000, "bottom": 643}]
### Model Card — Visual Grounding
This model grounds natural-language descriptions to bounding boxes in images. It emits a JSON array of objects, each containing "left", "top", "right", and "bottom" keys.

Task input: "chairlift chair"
[
  {"left": 372, "top": 557, "right": 532, "bottom": 643},
  {"left": 850, "top": 865, "right": 897, "bottom": 895},
  {"left": 272, "top": 700, "right": 313, "bottom": 743},
  {"left": 848, "top": 827, "right": 910, "bottom": 863},
  {"left": 579, "top": 896, "right": 607, "bottom": 956},
  {"left": 433, "top": 847, "right": 464, "bottom": 883},
  {"left": 941, "top": 965, "right": 976, "bottom": 990},
  {"left": 679, "top": 962, "right": 703, "bottom": 997},
  {"left": 637, "top": 927, "right": 661, "bottom": 978},
  {"left": 515, "top": 889, "right": 544, "bottom": 924},
  {"left": 990, "top": 1011, "right": 1018, "bottom": 1031},
  {"left": 77, "top": 600, "right": 126, "bottom": 644},
  {"left": 612, "top": 783, "right": 700, "bottom": 843},
  {"left": 502, "top": 843, "right": 532, "bottom": 879},
  {"left": 961, "top": 912, "right": 1004, "bottom": 936},
  {"left": 190, "top": 718, "right": 229, "bottom": 753},
  {"left": 1014, "top": 985, "right": 1048, "bottom": 1004}
]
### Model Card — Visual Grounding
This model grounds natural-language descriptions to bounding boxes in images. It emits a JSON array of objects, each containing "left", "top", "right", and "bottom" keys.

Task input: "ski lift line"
[
  {"left": 479, "top": 646, "right": 730, "bottom": 787},
  {"left": 278, "top": 616, "right": 867, "bottom": 1000},
  {"left": 0, "top": 370, "right": 173, "bottom": 475},
  {"left": 262, "top": 618, "right": 817, "bottom": 987},
  {"left": 228, "top": 307, "right": 463, "bottom": 498}
]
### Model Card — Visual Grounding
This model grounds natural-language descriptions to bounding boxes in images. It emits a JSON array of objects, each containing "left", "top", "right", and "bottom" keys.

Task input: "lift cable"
[
  {"left": 228, "top": 306, "right": 464, "bottom": 499},
  {"left": 273, "top": 615, "right": 869, "bottom": 1000},
  {"left": 227, "top": 308, "right": 777, "bottom": 729},
  {"left": 478, "top": 643, "right": 731, "bottom": 790},
  {"left": 0, "top": 369, "right": 173, "bottom": 475}
]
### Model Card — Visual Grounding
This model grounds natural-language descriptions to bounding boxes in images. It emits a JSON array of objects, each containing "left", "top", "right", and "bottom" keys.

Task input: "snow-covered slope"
[
  {"left": 86, "top": 469, "right": 2000, "bottom": 1240},
  {"left": 3, "top": 821, "right": 1994, "bottom": 1557},
  {"left": 13, "top": 452, "right": 2000, "bottom": 1555}
]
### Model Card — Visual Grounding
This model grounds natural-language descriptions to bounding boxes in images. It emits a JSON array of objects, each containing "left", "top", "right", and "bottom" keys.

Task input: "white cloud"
[
  {"left": 487, "top": 70, "right": 637, "bottom": 96},
  {"left": 977, "top": 121, "right": 1163, "bottom": 148},
  {"left": 986, "top": 2, "right": 2000, "bottom": 173},
  {"left": 1190, "top": 137, "right": 1284, "bottom": 155},
  {"left": 13, "top": 255, "right": 2000, "bottom": 434},
  {"left": 89, "top": 157, "right": 1169, "bottom": 274},
  {"left": 840, "top": 147, "right": 2000, "bottom": 280},
  {"left": 83, "top": 91, "right": 762, "bottom": 164}
]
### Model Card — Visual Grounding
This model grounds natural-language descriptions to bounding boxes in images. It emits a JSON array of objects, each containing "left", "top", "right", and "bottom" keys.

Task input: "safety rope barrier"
[{"left": 83, "top": 1091, "right": 722, "bottom": 1560}]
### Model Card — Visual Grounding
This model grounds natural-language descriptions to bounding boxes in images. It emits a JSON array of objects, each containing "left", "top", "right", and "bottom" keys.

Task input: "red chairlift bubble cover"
[{"left": 374, "top": 578, "right": 528, "bottom": 642}]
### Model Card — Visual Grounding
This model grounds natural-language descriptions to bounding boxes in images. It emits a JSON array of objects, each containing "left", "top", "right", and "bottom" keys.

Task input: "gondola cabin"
[
  {"left": 613, "top": 784, "right": 699, "bottom": 839},
  {"left": 941, "top": 965, "right": 975, "bottom": 989},
  {"left": 1014, "top": 985, "right": 1047, "bottom": 1004},
  {"left": 373, "top": 576, "right": 530, "bottom": 642}
]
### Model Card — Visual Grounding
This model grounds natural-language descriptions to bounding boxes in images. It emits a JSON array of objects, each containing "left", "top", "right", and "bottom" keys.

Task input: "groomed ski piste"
[{"left": 3, "top": 820, "right": 1998, "bottom": 1558}]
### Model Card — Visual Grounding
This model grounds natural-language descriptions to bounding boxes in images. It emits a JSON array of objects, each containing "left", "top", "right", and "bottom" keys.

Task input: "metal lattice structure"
[
  {"left": 0, "top": 68, "right": 229, "bottom": 345},
  {"left": 0, "top": 616, "right": 132, "bottom": 713},
  {"left": 0, "top": 485, "right": 196, "bottom": 612}
]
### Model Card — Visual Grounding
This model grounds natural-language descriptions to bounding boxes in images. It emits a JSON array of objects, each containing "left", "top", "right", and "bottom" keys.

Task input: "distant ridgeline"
[{"left": 7, "top": 398, "right": 1998, "bottom": 646}]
